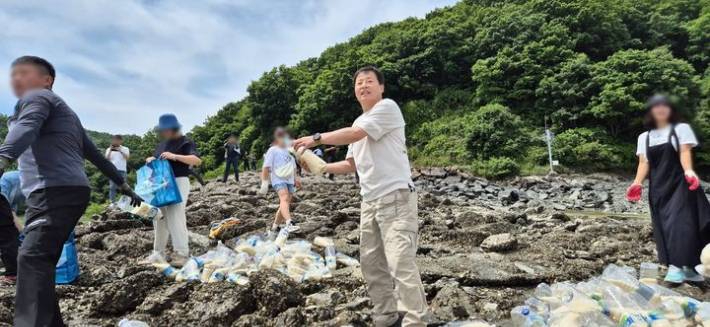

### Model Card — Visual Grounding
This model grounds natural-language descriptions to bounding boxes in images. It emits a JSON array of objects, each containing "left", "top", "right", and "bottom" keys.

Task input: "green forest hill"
[{"left": 4, "top": 0, "right": 710, "bottom": 205}]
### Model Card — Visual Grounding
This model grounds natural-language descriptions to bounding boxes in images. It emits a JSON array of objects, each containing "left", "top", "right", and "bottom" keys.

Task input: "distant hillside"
[{"left": 185, "top": 0, "right": 709, "bottom": 178}]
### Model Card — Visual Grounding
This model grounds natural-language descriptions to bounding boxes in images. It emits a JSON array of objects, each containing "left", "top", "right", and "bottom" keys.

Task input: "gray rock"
[{"left": 480, "top": 233, "right": 518, "bottom": 252}]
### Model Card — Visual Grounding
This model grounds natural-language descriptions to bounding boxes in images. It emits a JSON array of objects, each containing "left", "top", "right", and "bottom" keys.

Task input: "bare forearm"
[
  {"left": 321, "top": 127, "right": 367, "bottom": 146},
  {"left": 633, "top": 157, "right": 649, "bottom": 185},
  {"left": 175, "top": 155, "right": 201, "bottom": 166},
  {"left": 325, "top": 159, "right": 356, "bottom": 175},
  {"left": 680, "top": 146, "right": 694, "bottom": 172}
]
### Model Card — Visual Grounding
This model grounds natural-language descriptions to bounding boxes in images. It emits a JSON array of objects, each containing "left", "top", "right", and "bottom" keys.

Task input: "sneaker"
[
  {"left": 664, "top": 265, "right": 684, "bottom": 284},
  {"left": 683, "top": 266, "right": 705, "bottom": 282},
  {"left": 284, "top": 220, "right": 300, "bottom": 233},
  {"left": 171, "top": 254, "right": 189, "bottom": 268},
  {"left": 0, "top": 275, "right": 17, "bottom": 286},
  {"left": 139, "top": 251, "right": 167, "bottom": 265}
]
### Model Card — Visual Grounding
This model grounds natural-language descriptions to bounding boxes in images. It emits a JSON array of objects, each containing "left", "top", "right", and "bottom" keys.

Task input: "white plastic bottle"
[
  {"left": 325, "top": 246, "right": 337, "bottom": 271},
  {"left": 118, "top": 319, "right": 149, "bottom": 327}
]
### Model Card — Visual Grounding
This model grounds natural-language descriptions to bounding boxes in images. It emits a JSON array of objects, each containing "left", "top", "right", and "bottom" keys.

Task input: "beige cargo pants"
[{"left": 360, "top": 188, "right": 428, "bottom": 327}]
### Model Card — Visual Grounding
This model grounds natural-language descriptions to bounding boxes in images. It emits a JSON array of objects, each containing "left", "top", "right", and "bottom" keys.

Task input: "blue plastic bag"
[
  {"left": 56, "top": 232, "right": 80, "bottom": 284},
  {"left": 135, "top": 159, "right": 182, "bottom": 208}
]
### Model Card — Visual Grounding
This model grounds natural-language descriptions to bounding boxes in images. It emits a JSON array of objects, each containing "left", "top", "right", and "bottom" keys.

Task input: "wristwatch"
[{"left": 313, "top": 133, "right": 322, "bottom": 146}]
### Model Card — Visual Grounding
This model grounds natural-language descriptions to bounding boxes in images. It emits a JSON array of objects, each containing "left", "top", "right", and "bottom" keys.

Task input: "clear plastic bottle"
[
  {"left": 325, "top": 246, "right": 337, "bottom": 271},
  {"left": 118, "top": 319, "right": 149, "bottom": 327},
  {"left": 227, "top": 272, "right": 249, "bottom": 285},
  {"left": 176, "top": 257, "right": 203, "bottom": 282},
  {"left": 510, "top": 306, "right": 546, "bottom": 327},
  {"left": 275, "top": 226, "right": 290, "bottom": 248}
]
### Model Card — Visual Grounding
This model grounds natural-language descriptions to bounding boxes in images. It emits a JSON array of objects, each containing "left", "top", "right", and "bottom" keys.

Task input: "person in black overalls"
[{"left": 626, "top": 94, "right": 710, "bottom": 283}]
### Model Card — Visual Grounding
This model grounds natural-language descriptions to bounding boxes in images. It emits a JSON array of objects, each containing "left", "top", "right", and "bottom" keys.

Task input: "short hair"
[
  {"left": 12, "top": 56, "right": 56, "bottom": 80},
  {"left": 353, "top": 66, "right": 384, "bottom": 85},
  {"left": 112, "top": 134, "right": 123, "bottom": 140}
]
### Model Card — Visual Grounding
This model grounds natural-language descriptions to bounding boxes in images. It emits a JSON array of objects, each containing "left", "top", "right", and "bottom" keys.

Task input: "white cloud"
[{"left": 0, "top": 0, "right": 455, "bottom": 134}]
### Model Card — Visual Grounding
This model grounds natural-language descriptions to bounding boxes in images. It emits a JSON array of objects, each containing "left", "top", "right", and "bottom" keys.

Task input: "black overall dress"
[{"left": 646, "top": 125, "right": 710, "bottom": 267}]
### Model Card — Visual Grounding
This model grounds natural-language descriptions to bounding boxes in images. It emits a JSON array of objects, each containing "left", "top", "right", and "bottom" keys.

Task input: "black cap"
[{"left": 646, "top": 94, "right": 672, "bottom": 110}]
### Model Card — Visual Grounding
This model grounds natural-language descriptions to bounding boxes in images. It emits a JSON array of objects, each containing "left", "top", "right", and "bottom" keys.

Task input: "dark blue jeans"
[{"left": 223, "top": 157, "right": 240, "bottom": 182}]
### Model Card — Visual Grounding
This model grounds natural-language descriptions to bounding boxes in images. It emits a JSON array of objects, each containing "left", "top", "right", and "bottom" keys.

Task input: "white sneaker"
[
  {"left": 139, "top": 251, "right": 167, "bottom": 265},
  {"left": 284, "top": 220, "right": 300, "bottom": 233}
]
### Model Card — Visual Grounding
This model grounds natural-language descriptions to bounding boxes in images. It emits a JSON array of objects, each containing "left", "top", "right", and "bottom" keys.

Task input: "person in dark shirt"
[
  {"left": 143, "top": 113, "right": 201, "bottom": 267},
  {"left": 0, "top": 56, "right": 142, "bottom": 327},
  {"left": 222, "top": 134, "right": 241, "bottom": 183},
  {"left": 0, "top": 171, "right": 22, "bottom": 285}
]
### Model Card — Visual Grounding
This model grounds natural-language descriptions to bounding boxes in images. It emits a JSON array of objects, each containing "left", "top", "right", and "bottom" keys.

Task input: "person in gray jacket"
[{"left": 0, "top": 56, "right": 143, "bottom": 327}]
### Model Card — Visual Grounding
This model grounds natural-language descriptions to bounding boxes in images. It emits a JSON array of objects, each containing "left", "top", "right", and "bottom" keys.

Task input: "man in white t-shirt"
[
  {"left": 105, "top": 134, "right": 130, "bottom": 202},
  {"left": 293, "top": 66, "right": 427, "bottom": 327}
]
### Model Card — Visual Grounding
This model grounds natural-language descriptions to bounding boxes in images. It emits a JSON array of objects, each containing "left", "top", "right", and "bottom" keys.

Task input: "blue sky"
[{"left": 0, "top": 0, "right": 455, "bottom": 134}]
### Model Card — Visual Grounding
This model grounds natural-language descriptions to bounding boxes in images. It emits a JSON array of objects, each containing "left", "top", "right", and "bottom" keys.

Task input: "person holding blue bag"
[
  {"left": 0, "top": 56, "right": 143, "bottom": 327},
  {"left": 143, "top": 114, "right": 202, "bottom": 267}
]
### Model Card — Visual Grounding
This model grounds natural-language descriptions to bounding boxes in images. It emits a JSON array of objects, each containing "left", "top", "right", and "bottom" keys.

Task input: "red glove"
[
  {"left": 685, "top": 170, "right": 700, "bottom": 191},
  {"left": 626, "top": 184, "right": 642, "bottom": 202}
]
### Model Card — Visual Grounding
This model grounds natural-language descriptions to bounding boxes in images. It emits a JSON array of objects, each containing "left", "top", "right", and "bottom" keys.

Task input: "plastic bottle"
[
  {"left": 227, "top": 272, "right": 249, "bottom": 285},
  {"left": 639, "top": 262, "right": 659, "bottom": 284},
  {"left": 510, "top": 306, "right": 545, "bottom": 327},
  {"left": 524, "top": 297, "right": 550, "bottom": 320},
  {"left": 116, "top": 195, "right": 134, "bottom": 212},
  {"left": 275, "top": 226, "right": 290, "bottom": 248},
  {"left": 335, "top": 252, "right": 360, "bottom": 267},
  {"left": 290, "top": 146, "right": 327, "bottom": 175},
  {"left": 176, "top": 257, "right": 203, "bottom": 282},
  {"left": 695, "top": 302, "right": 710, "bottom": 326},
  {"left": 152, "top": 263, "right": 178, "bottom": 279},
  {"left": 118, "top": 319, "right": 149, "bottom": 327},
  {"left": 325, "top": 246, "right": 337, "bottom": 271}
]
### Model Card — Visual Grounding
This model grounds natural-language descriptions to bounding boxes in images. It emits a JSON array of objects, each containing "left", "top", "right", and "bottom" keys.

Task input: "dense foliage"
[
  {"left": 5, "top": 0, "right": 710, "bottom": 196},
  {"left": 183, "top": 0, "right": 710, "bottom": 177}
]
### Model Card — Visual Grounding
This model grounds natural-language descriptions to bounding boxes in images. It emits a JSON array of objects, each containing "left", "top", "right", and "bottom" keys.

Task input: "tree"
[{"left": 588, "top": 47, "right": 700, "bottom": 137}]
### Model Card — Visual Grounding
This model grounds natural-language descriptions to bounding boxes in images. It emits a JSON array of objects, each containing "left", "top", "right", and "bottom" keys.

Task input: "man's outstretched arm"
[
  {"left": 293, "top": 127, "right": 367, "bottom": 149},
  {"left": 325, "top": 158, "right": 356, "bottom": 175}
]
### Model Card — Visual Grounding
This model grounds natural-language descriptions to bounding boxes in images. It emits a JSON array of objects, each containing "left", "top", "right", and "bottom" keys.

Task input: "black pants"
[
  {"left": 223, "top": 157, "right": 240, "bottom": 182},
  {"left": 0, "top": 195, "right": 18, "bottom": 276},
  {"left": 15, "top": 186, "right": 90, "bottom": 327}
]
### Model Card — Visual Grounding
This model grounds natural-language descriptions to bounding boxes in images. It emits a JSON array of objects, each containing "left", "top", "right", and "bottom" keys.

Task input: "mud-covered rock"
[
  {"left": 91, "top": 271, "right": 163, "bottom": 315},
  {"left": 430, "top": 285, "right": 477, "bottom": 322},
  {"left": 480, "top": 233, "right": 518, "bottom": 252},
  {"left": 21, "top": 171, "right": 710, "bottom": 326},
  {"left": 250, "top": 269, "right": 305, "bottom": 317}
]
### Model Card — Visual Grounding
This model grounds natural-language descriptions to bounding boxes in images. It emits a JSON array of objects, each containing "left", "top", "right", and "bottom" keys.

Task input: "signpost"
[{"left": 544, "top": 117, "right": 557, "bottom": 173}]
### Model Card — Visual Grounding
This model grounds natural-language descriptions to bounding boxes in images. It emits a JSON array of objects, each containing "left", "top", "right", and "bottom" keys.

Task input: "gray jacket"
[{"left": 0, "top": 89, "right": 124, "bottom": 196}]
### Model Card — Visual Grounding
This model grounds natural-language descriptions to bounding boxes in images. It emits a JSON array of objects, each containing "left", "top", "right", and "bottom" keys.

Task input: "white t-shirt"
[
  {"left": 347, "top": 98, "right": 413, "bottom": 201},
  {"left": 263, "top": 145, "right": 296, "bottom": 186},
  {"left": 105, "top": 145, "right": 130, "bottom": 172},
  {"left": 636, "top": 123, "right": 698, "bottom": 156}
]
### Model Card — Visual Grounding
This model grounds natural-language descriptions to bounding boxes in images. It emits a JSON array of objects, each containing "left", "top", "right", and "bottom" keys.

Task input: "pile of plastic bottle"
[
  {"left": 511, "top": 263, "right": 710, "bottom": 326},
  {"left": 150, "top": 228, "right": 360, "bottom": 285}
]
